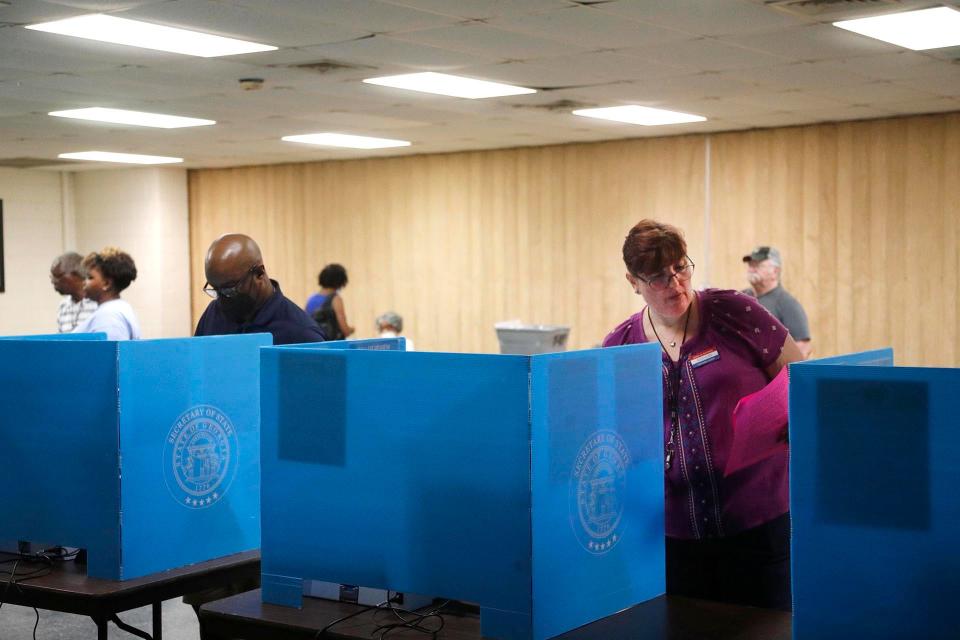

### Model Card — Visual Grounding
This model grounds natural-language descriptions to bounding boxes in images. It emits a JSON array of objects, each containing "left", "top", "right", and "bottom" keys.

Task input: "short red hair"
[{"left": 622, "top": 219, "right": 687, "bottom": 277}]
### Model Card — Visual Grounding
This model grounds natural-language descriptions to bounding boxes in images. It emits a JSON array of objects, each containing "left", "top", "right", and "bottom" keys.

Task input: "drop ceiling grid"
[{"left": 0, "top": 0, "right": 956, "bottom": 168}]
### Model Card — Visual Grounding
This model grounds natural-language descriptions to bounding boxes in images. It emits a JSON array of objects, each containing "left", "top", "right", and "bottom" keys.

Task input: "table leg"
[
  {"left": 96, "top": 617, "right": 108, "bottom": 640},
  {"left": 153, "top": 601, "right": 163, "bottom": 640}
]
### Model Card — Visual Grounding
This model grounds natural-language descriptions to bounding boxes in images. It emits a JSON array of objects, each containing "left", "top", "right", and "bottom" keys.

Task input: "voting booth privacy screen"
[
  {"left": 260, "top": 342, "right": 664, "bottom": 640},
  {"left": 0, "top": 333, "right": 269, "bottom": 580},
  {"left": 790, "top": 348, "right": 960, "bottom": 640}
]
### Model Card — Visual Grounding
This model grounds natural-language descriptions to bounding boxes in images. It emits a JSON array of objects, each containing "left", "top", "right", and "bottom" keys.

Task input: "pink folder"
[{"left": 724, "top": 367, "right": 789, "bottom": 477}]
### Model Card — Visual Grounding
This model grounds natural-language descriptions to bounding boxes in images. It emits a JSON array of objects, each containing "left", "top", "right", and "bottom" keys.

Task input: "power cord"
[
  {"left": 314, "top": 598, "right": 388, "bottom": 639},
  {"left": 1, "top": 553, "right": 55, "bottom": 640},
  {"left": 371, "top": 591, "right": 449, "bottom": 640}
]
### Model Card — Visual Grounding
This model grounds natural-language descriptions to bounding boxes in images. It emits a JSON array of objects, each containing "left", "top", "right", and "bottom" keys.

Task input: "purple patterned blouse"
[{"left": 603, "top": 289, "right": 789, "bottom": 540}]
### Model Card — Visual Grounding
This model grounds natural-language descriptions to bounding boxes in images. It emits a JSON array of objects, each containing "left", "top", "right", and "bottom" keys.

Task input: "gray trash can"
[{"left": 495, "top": 321, "right": 570, "bottom": 355}]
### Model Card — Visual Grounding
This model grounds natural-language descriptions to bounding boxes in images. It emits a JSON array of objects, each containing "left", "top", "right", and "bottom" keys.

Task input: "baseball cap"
[{"left": 742, "top": 246, "right": 781, "bottom": 266}]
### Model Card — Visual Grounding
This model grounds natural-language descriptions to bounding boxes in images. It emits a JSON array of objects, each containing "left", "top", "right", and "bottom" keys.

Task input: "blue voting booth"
[
  {"left": 260, "top": 341, "right": 665, "bottom": 640},
  {"left": 790, "top": 348, "right": 960, "bottom": 639},
  {"left": 0, "top": 333, "right": 270, "bottom": 580}
]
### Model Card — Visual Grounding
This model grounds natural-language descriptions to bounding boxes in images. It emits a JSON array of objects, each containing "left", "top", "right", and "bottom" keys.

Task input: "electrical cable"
[
  {"left": 371, "top": 591, "right": 449, "bottom": 639},
  {"left": 314, "top": 599, "right": 387, "bottom": 639}
]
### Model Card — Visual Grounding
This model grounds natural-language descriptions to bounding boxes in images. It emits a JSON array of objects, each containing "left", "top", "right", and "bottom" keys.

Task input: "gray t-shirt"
[{"left": 740, "top": 285, "right": 811, "bottom": 341}]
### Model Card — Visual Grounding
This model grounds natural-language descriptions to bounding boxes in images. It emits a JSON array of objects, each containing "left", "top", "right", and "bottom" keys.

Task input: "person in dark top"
[
  {"left": 194, "top": 233, "right": 324, "bottom": 345},
  {"left": 305, "top": 263, "right": 354, "bottom": 341}
]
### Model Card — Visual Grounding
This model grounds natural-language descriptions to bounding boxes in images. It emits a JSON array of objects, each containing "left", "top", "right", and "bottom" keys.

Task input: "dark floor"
[{"left": 0, "top": 599, "right": 200, "bottom": 639}]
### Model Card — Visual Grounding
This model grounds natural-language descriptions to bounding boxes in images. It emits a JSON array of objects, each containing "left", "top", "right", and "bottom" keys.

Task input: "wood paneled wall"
[
  {"left": 709, "top": 114, "right": 960, "bottom": 366},
  {"left": 189, "top": 112, "right": 960, "bottom": 365}
]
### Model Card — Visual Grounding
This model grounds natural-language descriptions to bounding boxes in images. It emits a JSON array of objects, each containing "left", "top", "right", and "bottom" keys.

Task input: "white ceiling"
[{"left": 1, "top": 0, "right": 959, "bottom": 169}]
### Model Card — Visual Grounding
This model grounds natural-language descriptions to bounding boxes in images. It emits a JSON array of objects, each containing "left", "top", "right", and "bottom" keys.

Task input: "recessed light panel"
[
  {"left": 363, "top": 72, "right": 536, "bottom": 99},
  {"left": 58, "top": 151, "right": 183, "bottom": 164},
  {"left": 26, "top": 14, "right": 276, "bottom": 57},
  {"left": 50, "top": 107, "right": 215, "bottom": 129},
  {"left": 572, "top": 105, "right": 706, "bottom": 126},
  {"left": 281, "top": 133, "right": 411, "bottom": 149},
  {"left": 834, "top": 7, "right": 960, "bottom": 50}
]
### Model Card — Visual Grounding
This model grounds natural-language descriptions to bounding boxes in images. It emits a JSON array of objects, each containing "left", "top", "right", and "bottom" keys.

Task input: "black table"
[
  {"left": 0, "top": 550, "right": 260, "bottom": 640},
  {"left": 199, "top": 588, "right": 791, "bottom": 640}
]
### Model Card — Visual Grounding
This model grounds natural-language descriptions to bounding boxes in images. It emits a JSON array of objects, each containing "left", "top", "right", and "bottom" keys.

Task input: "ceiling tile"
[
  {"left": 593, "top": 0, "right": 810, "bottom": 37},
  {"left": 297, "top": 34, "right": 498, "bottom": 71},
  {"left": 827, "top": 51, "right": 957, "bottom": 81},
  {"left": 487, "top": 5, "right": 689, "bottom": 49},
  {"left": 0, "top": 0, "right": 84, "bottom": 23},
  {"left": 889, "top": 71, "right": 960, "bottom": 98},
  {"left": 617, "top": 37, "right": 788, "bottom": 73},
  {"left": 43, "top": 0, "right": 168, "bottom": 10},
  {"left": 728, "top": 90, "right": 851, "bottom": 111},
  {"left": 879, "top": 97, "right": 960, "bottom": 114},
  {"left": 723, "top": 24, "right": 902, "bottom": 62},
  {"left": 713, "top": 60, "right": 876, "bottom": 92},
  {"left": 807, "top": 81, "right": 939, "bottom": 105},
  {"left": 462, "top": 50, "right": 682, "bottom": 88},
  {"left": 393, "top": 23, "right": 590, "bottom": 60},
  {"left": 225, "top": 0, "right": 460, "bottom": 34},
  {"left": 800, "top": 105, "right": 898, "bottom": 123},
  {"left": 379, "top": 0, "right": 570, "bottom": 20},
  {"left": 125, "top": 0, "right": 373, "bottom": 48}
]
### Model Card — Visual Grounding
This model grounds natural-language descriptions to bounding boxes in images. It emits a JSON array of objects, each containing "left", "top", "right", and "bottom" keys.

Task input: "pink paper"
[{"left": 724, "top": 367, "right": 789, "bottom": 477}]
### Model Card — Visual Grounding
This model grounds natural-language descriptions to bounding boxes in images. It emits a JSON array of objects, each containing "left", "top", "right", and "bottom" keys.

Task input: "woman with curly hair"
[
  {"left": 73, "top": 247, "right": 141, "bottom": 340},
  {"left": 305, "top": 263, "right": 354, "bottom": 341}
]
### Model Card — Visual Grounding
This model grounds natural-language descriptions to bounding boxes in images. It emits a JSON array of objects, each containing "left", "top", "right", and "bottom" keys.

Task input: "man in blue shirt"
[{"left": 194, "top": 234, "right": 324, "bottom": 345}]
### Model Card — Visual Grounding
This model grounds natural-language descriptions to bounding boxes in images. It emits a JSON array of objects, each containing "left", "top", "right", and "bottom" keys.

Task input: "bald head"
[
  {"left": 205, "top": 234, "right": 263, "bottom": 283},
  {"left": 203, "top": 234, "right": 275, "bottom": 320}
]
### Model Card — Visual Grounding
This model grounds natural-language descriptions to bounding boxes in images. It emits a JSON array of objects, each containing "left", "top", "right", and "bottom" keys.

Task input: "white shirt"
[
  {"left": 74, "top": 299, "right": 142, "bottom": 341},
  {"left": 379, "top": 330, "right": 414, "bottom": 351},
  {"left": 57, "top": 296, "right": 98, "bottom": 333}
]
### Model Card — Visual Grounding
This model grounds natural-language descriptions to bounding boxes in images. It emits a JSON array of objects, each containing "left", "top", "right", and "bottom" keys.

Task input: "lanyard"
[{"left": 647, "top": 304, "right": 691, "bottom": 471}]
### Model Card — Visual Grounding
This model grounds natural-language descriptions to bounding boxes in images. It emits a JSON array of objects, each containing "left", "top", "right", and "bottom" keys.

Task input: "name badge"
[{"left": 690, "top": 347, "right": 720, "bottom": 368}]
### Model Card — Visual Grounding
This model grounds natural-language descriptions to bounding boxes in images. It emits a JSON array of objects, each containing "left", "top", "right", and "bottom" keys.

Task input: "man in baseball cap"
[{"left": 742, "top": 246, "right": 812, "bottom": 358}]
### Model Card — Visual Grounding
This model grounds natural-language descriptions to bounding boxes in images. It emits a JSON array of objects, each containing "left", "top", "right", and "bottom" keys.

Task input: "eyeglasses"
[
  {"left": 636, "top": 258, "right": 695, "bottom": 291},
  {"left": 202, "top": 264, "right": 262, "bottom": 299}
]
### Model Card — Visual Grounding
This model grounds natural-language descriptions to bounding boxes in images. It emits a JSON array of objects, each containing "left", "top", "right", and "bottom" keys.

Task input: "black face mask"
[{"left": 219, "top": 292, "right": 259, "bottom": 324}]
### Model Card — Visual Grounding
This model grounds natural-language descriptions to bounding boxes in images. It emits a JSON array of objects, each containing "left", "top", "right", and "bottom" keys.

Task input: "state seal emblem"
[
  {"left": 163, "top": 405, "right": 238, "bottom": 509},
  {"left": 570, "top": 430, "right": 630, "bottom": 555}
]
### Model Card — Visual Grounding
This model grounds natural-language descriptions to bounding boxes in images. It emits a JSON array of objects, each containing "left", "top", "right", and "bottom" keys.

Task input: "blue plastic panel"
[
  {"left": 0, "top": 334, "right": 269, "bottom": 580},
  {"left": 800, "top": 347, "right": 893, "bottom": 367},
  {"left": 261, "top": 349, "right": 533, "bottom": 614},
  {"left": 0, "top": 340, "right": 121, "bottom": 577},
  {"left": 0, "top": 332, "right": 106, "bottom": 340},
  {"left": 260, "top": 344, "right": 665, "bottom": 640},
  {"left": 530, "top": 344, "right": 664, "bottom": 640},
  {"left": 274, "top": 337, "right": 405, "bottom": 351},
  {"left": 790, "top": 357, "right": 960, "bottom": 640},
  {"left": 116, "top": 334, "right": 269, "bottom": 578}
]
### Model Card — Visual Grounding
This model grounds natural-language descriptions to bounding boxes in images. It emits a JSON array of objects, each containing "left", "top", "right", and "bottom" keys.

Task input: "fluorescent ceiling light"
[
  {"left": 282, "top": 133, "right": 411, "bottom": 149},
  {"left": 26, "top": 14, "right": 276, "bottom": 57},
  {"left": 49, "top": 107, "right": 215, "bottom": 129},
  {"left": 833, "top": 7, "right": 960, "bottom": 50},
  {"left": 58, "top": 151, "right": 183, "bottom": 164},
  {"left": 363, "top": 72, "right": 536, "bottom": 99},
  {"left": 572, "top": 105, "right": 706, "bottom": 126}
]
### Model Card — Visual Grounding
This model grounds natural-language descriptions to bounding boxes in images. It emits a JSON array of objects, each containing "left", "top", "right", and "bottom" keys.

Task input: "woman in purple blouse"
[{"left": 603, "top": 219, "right": 803, "bottom": 610}]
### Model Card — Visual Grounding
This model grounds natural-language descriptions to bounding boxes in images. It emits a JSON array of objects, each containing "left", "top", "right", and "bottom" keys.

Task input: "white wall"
[
  {"left": 0, "top": 166, "right": 191, "bottom": 338},
  {"left": 73, "top": 167, "right": 192, "bottom": 338},
  {"left": 0, "top": 168, "right": 68, "bottom": 335}
]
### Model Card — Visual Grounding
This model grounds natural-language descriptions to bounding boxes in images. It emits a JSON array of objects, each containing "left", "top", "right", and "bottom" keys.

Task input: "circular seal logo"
[
  {"left": 163, "top": 405, "right": 238, "bottom": 509},
  {"left": 570, "top": 430, "right": 631, "bottom": 554}
]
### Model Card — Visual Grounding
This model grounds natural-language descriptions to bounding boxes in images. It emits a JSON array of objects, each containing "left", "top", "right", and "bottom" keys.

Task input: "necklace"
[{"left": 647, "top": 302, "right": 692, "bottom": 352}]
